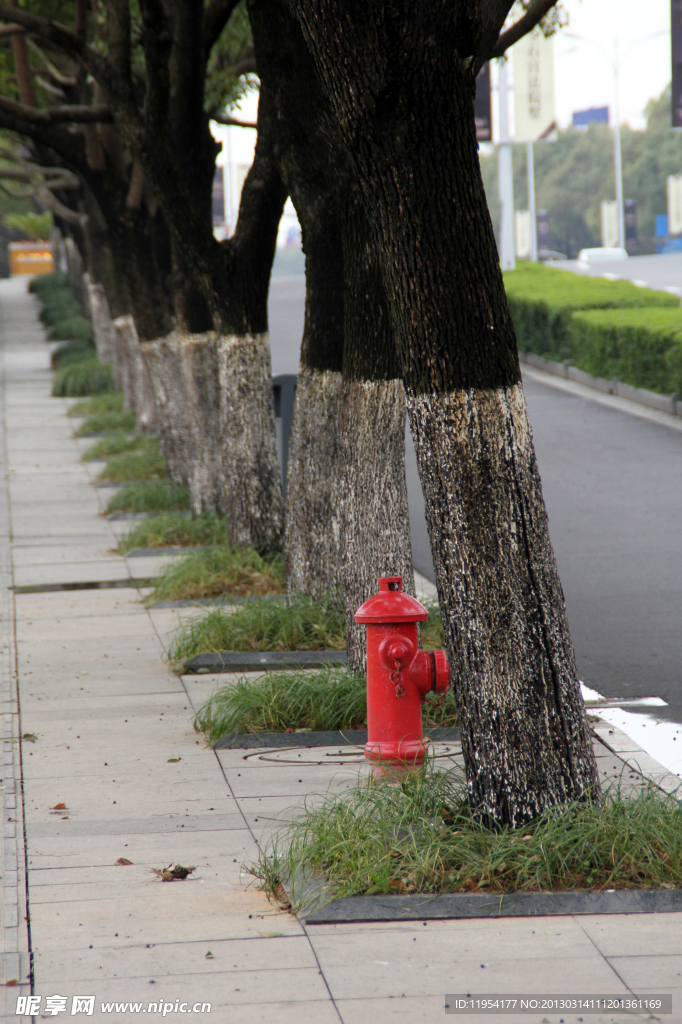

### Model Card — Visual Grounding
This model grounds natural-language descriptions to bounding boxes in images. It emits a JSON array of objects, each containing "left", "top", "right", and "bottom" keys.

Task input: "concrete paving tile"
[
  {"left": 26, "top": 810, "right": 246, "bottom": 841},
  {"left": 319, "top": 953, "right": 627, "bottom": 1001},
  {"left": 34, "top": 934, "right": 316, "bottom": 983},
  {"left": 308, "top": 917, "right": 598, "bottom": 964},
  {"left": 128, "top": 556, "right": 190, "bottom": 579},
  {"left": 19, "top": 635, "right": 161, "bottom": 665},
  {"left": 20, "top": 693, "right": 190, "bottom": 713},
  {"left": 20, "top": 746, "right": 216, "bottom": 782},
  {"left": 336, "top": 996, "right": 619, "bottom": 1024},
  {"left": 19, "top": 673, "right": 184, "bottom": 701},
  {"left": 12, "top": 545, "right": 119, "bottom": 567},
  {"left": 14, "top": 532, "right": 114, "bottom": 549},
  {"left": 579, "top": 913, "right": 682, "bottom": 956},
  {"left": 67, "top": 1002, "right": 337, "bottom": 1024},
  {"left": 19, "top": 613, "right": 156, "bottom": 641},
  {"left": 606, "top": 954, "right": 682, "bottom": 989},
  {"left": 29, "top": 885, "right": 299, "bottom": 949},
  {"left": 220, "top": 765, "right": 364, "bottom": 799},
  {"left": 26, "top": 828, "right": 258, "bottom": 870},
  {"left": 15, "top": 589, "right": 144, "bottom": 619},
  {"left": 14, "top": 562, "right": 132, "bottom": 586}
]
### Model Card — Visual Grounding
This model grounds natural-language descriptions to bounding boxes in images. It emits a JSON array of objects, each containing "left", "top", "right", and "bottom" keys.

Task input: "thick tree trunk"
[
  {"left": 285, "top": 366, "right": 343, "bottom": 597},
  {"left": 112, "top": 316, "right": 136, "bottom": 409},
  {"left": 84, "top": 275, "right": 115, "bottom": 365},
  {"left": 179, "top": 333, "right": 222, "bottom": 514},
  {"left": 288, "top": 0, "right": 600, "bottom": 822},
  {"left": 218, "top": 331, "right": 284, "bottom": 552},
  {"left": 339, "top": 378, "right": 415, "bottom": 673},
  {"left": 140, "top": 335, "right": 193, "bottom": 484},
  {"left": 114, "top": 316, "right": 157, "bottom": 433}
]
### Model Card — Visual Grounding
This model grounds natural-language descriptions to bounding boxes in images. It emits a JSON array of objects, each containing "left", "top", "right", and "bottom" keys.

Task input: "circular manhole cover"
[{"left": 244, "top": 743, "right": 462, "bottom": 765}]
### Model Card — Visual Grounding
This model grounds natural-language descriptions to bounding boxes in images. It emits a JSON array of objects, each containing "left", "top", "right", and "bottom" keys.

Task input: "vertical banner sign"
[
  {"left": 600, "top": 200, "right": 619, "bottom": 248},
  {"left": 667, "top": 175, "right": 682, "bottom": 234},
  {"left": 673, "top": 1, "right": 682, "bottom": 127},
  {"left": 515, "top": 211, "right": 532, "bottom": 258},
  {"left": 474, "top": 63, "right": 492, "bottom": 141},
  {"left": 513, "top": 29, "right": 556, "bottom": 141}
]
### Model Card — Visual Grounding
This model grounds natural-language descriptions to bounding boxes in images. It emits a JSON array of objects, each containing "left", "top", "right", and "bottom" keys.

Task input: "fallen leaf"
[
  {"left": 116, "top": 858, "right": 133, "bottom": 866},
  {"left": 387, "top": 879, "right": 408, "bottom": 893},
  {"left": 167, "top": 758, "right": 181, "bottom": 763},
  {"left": 151, "top": 864, "right": 196, "bottom": 882},
  {"left": 22, "top": 734, "right": 37, "bottom": 743},
  {"left": 52, "top": 803, "right": 66, "bottom": 810},
  {"left": 205, "top": 951, "right": 214, "bottom": 959},
  {"left": 5, "top": 979, "right": 17, "bottom": 987},
  {"left": 257, "top": 931, "right": 284, "bottom": 938}
]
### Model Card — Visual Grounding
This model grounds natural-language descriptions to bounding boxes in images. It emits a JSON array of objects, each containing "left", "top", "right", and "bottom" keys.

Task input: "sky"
[{"left": 553, "top": 0, "right": 671, "bottom": 128}]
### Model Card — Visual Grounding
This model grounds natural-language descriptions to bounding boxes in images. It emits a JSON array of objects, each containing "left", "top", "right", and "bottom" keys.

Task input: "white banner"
[
  {"left": 515, "top": 211, "right": 532, "bottom": 258},
  {"left": 600, "top": 200, "right": 619, "bottom": 249},
  {"left": 667, "top": 175, "right": 682, "bottom": 235},
  {"left": 513, "top": 30, "right": 555, "bottom": 142}
]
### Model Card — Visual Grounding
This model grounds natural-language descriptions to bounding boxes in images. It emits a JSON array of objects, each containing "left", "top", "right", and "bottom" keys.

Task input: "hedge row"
[{"left": 504, "top": 264, "right": 682, "bottom": 396}]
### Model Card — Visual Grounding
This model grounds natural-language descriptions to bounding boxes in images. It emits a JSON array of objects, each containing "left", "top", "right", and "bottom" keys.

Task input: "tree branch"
[
  {"left": 0, "top": 23, "right": 23, "bottom": 38},
  {"left": 211, "top": 112, "right": 256, "bottom": 128},
  {"left": 203, "top": 0, "right": 241, "bottom": 58},
  {"left": 0, "top": 3, "right": 111, "bottom": 85},
  {"left": 0, "top": 95, "right": 112, "bottom": 125},
  {"left": 490, "top": 0, "right": 560, "bottom": 58}
]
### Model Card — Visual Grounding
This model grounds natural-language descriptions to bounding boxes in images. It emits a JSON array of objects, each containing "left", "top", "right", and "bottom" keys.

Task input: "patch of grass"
[
  {"left": 105, "top": 480, "right": 190, "bottom": 515},
  {"left": 52, "top": 341, "right": 96, "bottom": 368},
  {"left": 98, "top": 448, "right": 167, "bottom": 482},
  {"left": 83, "top": 433, "right": 159, "bottom": 462},
  {"left": 149, "top": 546, "right": 285, "bottom": 603},
  {"left": 29, "top": 271, "right": 67, "bottom": 295},
  {"left": 193, "top": 667, "right": 459, "bottom": 742},
  {"left": 421, "top": 601, "right": 444, "bottom": 650},
  {"left": 195, "top": 667, "right": 368, "bottom": 738},
  {"left": 46, "top": 313, "right": 92, "bottom": 344},
  {"left": 254, "top": 760, "right": 682, "bottom": 912},
  {"left": 117, "top": 512, "right": 232, "bottom": 553},
  {"left": 69, "top": 394, "right": 124, "bottom": 417},
  {"left": 52, "top": 359, "right": 115, "bottom": 397},
  {"left": 75, "top": 410, "right": 136, "bottom": 435},
  {"left": 168, "top": 594, "right": 344, "bottom": 667}
]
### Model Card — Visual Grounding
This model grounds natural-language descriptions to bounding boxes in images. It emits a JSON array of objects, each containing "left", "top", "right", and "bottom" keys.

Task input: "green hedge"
[
  {"left": 570, "top": 307, "right": 682, "bottom": 395},
  {"left": 52, "top": 359, "right": 115, "bottom": 397},
  {"left": 504, "top": 263, "right": 679, "bottom": 360}
]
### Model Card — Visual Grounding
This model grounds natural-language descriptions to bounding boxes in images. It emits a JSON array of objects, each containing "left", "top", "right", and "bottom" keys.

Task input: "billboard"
[
  {"left": 515, "top": 211, "right": 532, "bottom": 258},
  {"left": 573, "top": 107, "right": 609, "bottom": 129},
  {"left": 673, "top": 1, "right": 682, "bottom": 127},
  {"left": 474, "top": 63, "right": 492, "bottom": 142},
  {"left": 600, "top": 200, "right": 619, "bottom": 248},
  {"left": 667, "top": 175, "right": 682, "bottom": 234},
  {"left": 513, "top": 29, "right": 556, "bottom": 142}
]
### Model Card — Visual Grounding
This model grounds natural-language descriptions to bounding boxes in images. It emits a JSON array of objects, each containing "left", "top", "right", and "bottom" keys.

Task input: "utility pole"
[
  {"left": 497, "top": 59, "right": 516, "bottom": 270},
  {"left": 613, "top": 40, "right": 626, "bottom": 249}
]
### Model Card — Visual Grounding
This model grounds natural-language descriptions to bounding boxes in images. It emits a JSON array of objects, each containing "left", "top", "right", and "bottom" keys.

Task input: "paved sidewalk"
[{"left": 1, "top": 276, "right": 681, "bottom": 1023}]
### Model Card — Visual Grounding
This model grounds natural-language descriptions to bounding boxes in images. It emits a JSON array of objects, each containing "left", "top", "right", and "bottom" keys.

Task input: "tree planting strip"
[
  {"left": 183, "top": 650, "right": 348, "bottom": 673},
  {"left": 213, "top": 726, "right": 461, "bottom": 749}
]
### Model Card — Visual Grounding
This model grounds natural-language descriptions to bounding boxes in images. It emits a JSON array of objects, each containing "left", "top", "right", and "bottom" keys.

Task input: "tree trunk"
[
  {"left": 112, "top": 316, "right": 135, "bottom": 410},
  {"left": 285, "top": 366, "right": 343, "bottom": 597},
  {"left": 140, "top": 335, "right": 193, "bottom": 484},
  {"left": 114, "top": 316, "right": 157, "bottom": 433},
  {"left": 339, "top": 378, "right": 415, "bottom": 673},
  {"left": 219, "top": 331, "right": 284, "bottom": 552},
  {"left": 84, "top": 275, "right": 115, "bottom": 365},
  {"left": 288, "top": 0, "right": 600, "bottom": 823}
]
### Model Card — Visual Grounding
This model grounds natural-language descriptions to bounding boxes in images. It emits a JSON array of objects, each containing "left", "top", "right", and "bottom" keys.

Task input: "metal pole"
[
  {"left": 613, "top": 40, "right": 626, "bottom": 249},
  {"left": 527, "top": 141, "right": 538, "bottom": 261},
  {"left": 497, "top": 59, "right": 516, "bottom": 270}
]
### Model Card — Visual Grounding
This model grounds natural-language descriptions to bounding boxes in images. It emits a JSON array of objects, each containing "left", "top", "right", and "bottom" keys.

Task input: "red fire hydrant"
[{"left": 354, "top": 576, "right": 450, "bottom": 767}]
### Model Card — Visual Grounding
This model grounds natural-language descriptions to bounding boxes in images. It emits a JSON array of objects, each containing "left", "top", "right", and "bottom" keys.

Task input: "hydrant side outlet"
[{"left": 355, "top": 577, "right": 450, "bottom": 766}]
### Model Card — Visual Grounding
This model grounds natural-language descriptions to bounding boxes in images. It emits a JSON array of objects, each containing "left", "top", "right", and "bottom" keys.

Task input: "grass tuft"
[
  {"left": 193, "top": 667, "right": 459, "bottom": 742},
  {"left": 105, "top": 481, "right": 190, "bottom": 515},
  {"left": 75, "top": 410, "right": 136, "bottom": 435},
  {"left": 52, "top": 359, "right": 115, "bottom": 397},
  {"left": 98, "top": 448, "right": 167, "bottom": 482},
  {"left": 69, "top": 394, "right": 123, "bottom": 417},
  {"left": 117, "top": 512, "right": 233, "bottom": 553},
  {"left": 149, "top": 546, "right": 285, "bottom": 604},
  {"left": 52, "top": 341, "right": 96, "bottom": 368},
  {"left": 83, "top": 433, "right": 159, "bottom": 462},
  {"left": 253, "top": 760, "right": 682, "bottom": 912},
  {"left": 168, "top": 594, "right": 344, "bottom": 667}
]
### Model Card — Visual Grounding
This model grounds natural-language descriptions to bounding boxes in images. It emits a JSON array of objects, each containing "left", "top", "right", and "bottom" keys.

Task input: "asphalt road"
[
  {"left": 269, "top": 273, "right": 682, "bottom": 715},
  {"left": 556, "top": 252, "right": 682, "bottom": 296}
]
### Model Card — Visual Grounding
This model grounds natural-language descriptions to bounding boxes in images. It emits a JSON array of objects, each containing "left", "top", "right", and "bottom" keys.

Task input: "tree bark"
[
  {"left": 287, "top": 0, "right": 600, "bottom": 823},
  {"left": 140, "top": 334, "right": 193, "bottom": 484},
  {"left": 339, "top": 378, "right": 414, "bottom": 673},
  {"left": 114, "top": 316, "right": 157, "bottom": 432},
  {"left": 84, "top": 275, "right": 115, "bottom": 365},
  {"left": 285, "top": 366, "right": 343, "bottom": 598}
]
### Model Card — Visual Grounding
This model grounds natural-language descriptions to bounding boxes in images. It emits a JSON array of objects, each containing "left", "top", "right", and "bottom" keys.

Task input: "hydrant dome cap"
[{"left": 354, "top": 576, "right": 429, "bottom": 624}]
